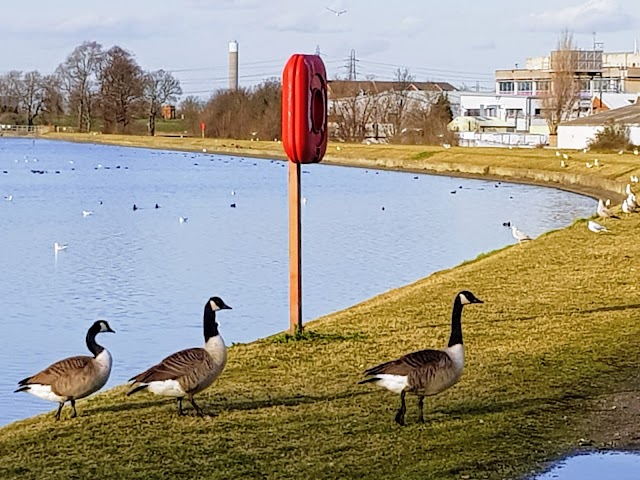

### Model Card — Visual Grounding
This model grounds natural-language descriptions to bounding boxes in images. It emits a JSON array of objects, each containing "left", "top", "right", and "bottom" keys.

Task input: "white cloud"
[{"left": 527, "top": 0, "right": 636, "bottom": 33}]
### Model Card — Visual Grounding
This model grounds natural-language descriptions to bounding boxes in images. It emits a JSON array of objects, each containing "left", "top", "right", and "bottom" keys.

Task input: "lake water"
[
  {"left": 0, "top": 137, "right": 594, "bottom": 426},
  {"left": 535, "top": 452, "right": 640, "bottom": 479}
]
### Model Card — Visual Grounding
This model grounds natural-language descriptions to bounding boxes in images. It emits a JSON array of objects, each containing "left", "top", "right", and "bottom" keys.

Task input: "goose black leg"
[
  {"left": 55, "top": 402, "right": 64, "bottom": 421},
  {"left": 417, "top": 396, "right": 425, "bottom": 423},
  {"left": 177, "top": 397, "right": 185, "bottom": 415},
  {"left": 395, "top": 391, "right": 407, "bottom": 426},
  {"left": 189, "top": 396, "right": 204, "bottom": 417},
  {"left": 70, "top": 399, "right": 77, "bottom": 418}
]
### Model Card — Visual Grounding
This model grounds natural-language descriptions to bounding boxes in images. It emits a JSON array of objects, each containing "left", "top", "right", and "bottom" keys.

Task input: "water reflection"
[{"left": 0, "top": 138, "right": 595, "bottom": 426}]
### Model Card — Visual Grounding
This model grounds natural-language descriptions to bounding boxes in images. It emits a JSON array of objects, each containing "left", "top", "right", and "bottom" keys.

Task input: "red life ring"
[{"left": 282, "top": 54, "right": 328, "bottom": 164}]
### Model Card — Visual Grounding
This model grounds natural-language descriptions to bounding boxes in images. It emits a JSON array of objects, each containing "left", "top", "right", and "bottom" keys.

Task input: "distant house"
[
  {"left": 557, "top": 103, "right": 640, "bottom": 149},
  {"left": 161, "top": 105, "right": 176, "bottom": 120},
  {"left": 591, "top": 93, "right": 639, "bottom": 113},
  {"left": 327, "top": 80, "right": 459, "bottom": 140}
]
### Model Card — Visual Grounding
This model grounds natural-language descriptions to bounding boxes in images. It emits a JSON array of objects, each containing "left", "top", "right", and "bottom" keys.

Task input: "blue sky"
[{"left": 1, "top": 0, "right": 639, "bottom": 97}]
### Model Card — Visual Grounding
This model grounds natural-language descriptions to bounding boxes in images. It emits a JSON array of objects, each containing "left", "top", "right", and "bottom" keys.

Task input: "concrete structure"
[
  {"left": 458, "top": 93, "right": 549, "bottom": 134},
  {"left": 228, "top": 40, "right": 239, "bottom": 91},
  {"left": 557, "top": 103, "right": 640, "bottom": 149}
]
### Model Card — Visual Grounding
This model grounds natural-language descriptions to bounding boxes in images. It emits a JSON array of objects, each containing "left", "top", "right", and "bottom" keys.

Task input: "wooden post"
[{"left": 289, "top": 160, "right": 302, "bottom": 334}]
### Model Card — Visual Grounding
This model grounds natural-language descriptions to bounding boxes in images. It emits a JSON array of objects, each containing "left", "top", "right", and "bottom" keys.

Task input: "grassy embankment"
[{"left": 1, "top": 133, "right": 640, "bottom": 479}]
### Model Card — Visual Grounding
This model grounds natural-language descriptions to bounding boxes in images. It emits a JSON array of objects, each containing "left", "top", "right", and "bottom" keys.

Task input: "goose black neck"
[
  {"left": 86, "top": 324, "right": 104, "bottom": 357},
  {"left": 203, "top": 305, "right": 219, "bottom": 342},
  {"left": 448, "top": 300, "right": 464, "bottom": 347}
]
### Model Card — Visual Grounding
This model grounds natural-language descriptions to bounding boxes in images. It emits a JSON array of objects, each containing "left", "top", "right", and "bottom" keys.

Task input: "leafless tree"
[
  {"left": 99, "top": 46, "right": 145, "bottom": 134},
  {"left": 384, "top": 67, "right": 415, "bottom": 137},
  {"left": 143, "top": 69, "right": 182, "bottom": 136},
  {"left": 542, "top": 30, "right": 582, "bottom": 135},
  {"left": 329, "top": 89, "right": 377, "bottom": 141},
  {"left": 40, "top": 74, "right": 65, "bottom": 124},
  {"left": 20, "top": 71, "right": 48, "bottom": 126},
  {"left": 179, "top": 96, "right": 204, "bottom": 136},
  {"left": 0, "top": 71, "right": 21, "bottom": 118},
  {"left": 56, "top": 41, "right": 104, "bottom": 132}
]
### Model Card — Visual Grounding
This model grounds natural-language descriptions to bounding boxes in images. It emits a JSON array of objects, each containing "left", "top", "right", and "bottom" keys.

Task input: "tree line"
[{"left": 0, "top": 41, "right": 182, "bottom": 136}]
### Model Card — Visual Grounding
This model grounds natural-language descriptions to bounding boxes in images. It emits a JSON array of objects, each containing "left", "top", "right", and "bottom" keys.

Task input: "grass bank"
[{"left": 1, "top": 133, "right": 639, "bottom": 479}]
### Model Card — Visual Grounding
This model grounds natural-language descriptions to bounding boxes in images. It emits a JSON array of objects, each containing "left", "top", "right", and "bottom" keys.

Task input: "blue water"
[
  {"left": 536, "top": 452, "right": 640, "bottom": 479},
  {"left": 0, "top": 138, "right": 594, "bottom": 426}
]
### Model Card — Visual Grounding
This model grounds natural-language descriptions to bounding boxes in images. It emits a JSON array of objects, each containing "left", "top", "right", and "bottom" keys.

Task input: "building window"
[
  {"left": 465, "top": 109, "right": 481, "bottom": 117},
  {"left": 498, "top": 81, "right": 514, "bottom": 93},
  {"left": 517, "top": 81, "right": 532, "bottom": 94},
  {"left": 536, "top": 80, "right": 550, "bottom": 92},
  {"left": 534, "top": 108, "right": 542, "bottom": 118},
  {"left": 506, "top": 108, "right": 522, "bottom": 118}
]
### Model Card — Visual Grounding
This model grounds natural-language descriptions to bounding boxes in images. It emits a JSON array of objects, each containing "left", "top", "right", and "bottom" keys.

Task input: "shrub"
[{"left": 588, "top": 121, "right": 634, "bottom": 151}]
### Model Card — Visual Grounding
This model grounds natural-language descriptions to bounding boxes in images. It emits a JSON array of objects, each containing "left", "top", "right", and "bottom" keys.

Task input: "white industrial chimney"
[{"left": 229, "top": 40, "right": 239, "bottom": 90}]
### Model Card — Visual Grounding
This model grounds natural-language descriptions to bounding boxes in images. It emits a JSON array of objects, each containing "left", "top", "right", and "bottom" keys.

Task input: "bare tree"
[
  {"left": 0, "top": 71, "right": 22, "bottom": 118},
  {"left": 386, "top": 67, "right": 415, "bottom": 137},
  {"left": 99, "top": 46, "right": 145, "bottom": 134},
  {"left": 542, "top": 30, "right": 582, "bottom": 135},
  {"left": 40, "top": 74, "right": 65, "bottom": 124},
  {"left": 179, "top": 95, "right": 204, "bottom": 136},
  {"left": 56, "top": 41, "right": 104, "bottom": 132},
  {"left": 143, "top": 69, "right": 182, "bottom": 136},
  {"left": 329, "top": 89, "right": 377, "bottom": 141},
  {"left": 20, "top": 71, "right": 47, "bottom": 126}
]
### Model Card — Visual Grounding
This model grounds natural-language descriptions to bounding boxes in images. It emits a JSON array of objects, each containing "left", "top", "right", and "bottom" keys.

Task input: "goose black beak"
[
  {"left": 107, "top": 326, "right": 116, "bottom": 333},
  {"left": 473, "top": 298, "right": 484, "bottom": 304},
  {"left": 222, "top": 305, "right": 232, "bottom": 310}
]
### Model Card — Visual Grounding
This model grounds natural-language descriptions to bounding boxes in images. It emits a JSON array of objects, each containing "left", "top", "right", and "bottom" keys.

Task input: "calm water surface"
[
  {"left": 535, "top": 452, "right": 640, "bottom": 479},
  {"left": 0, "top": 138, "right": 594, "bottom": 425}
]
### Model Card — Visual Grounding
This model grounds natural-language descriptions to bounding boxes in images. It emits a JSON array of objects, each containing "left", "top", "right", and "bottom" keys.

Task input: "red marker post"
[
  {"left": 282, "top": 54, "right": 328, "bottom": 334},
  {"left": 200, "top": 122, "right": 206, "bottom": 138}
]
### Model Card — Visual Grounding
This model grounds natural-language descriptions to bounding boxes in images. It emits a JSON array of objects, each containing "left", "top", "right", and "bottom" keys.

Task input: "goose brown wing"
[
  {"left": 130, "top": 348, "right": 212, "bottom": 385},
  {"left": 19, "top": 356, "right": 94, "bottom": 386},
  {"left": 364, "top": 349, "right": 452, "bottom": 376}
]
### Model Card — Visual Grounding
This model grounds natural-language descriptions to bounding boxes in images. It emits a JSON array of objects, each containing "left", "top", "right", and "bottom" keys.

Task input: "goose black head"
[
  {"left": 208, "top": 296, "right": 232, "bottom": 312},
  {"left": 94, "top": 320, "right": 115, "bottom": 333},
  {"left": 457, "top": 291, "right": 483, "bottom": 305}
]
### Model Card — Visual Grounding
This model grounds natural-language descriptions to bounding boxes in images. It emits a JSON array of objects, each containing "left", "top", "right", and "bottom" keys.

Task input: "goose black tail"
[
  {"left": 14, "top": 386, "right": 30, "bottom": 393},
  {"left": 126, "top": 384, "right": 149, "bottom": 396},
  {"left": 358, "top": 377, "right": 380, "bottom": 385}
]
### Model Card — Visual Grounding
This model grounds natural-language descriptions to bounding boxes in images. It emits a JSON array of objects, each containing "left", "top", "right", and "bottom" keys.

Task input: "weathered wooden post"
[{"left": 281, "top": 54, "right": 328, "bottom": 334}]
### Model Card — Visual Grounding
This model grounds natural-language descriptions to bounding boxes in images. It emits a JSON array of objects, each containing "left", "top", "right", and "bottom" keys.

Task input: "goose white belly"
[
  {"left": 147, "top": 380, "right": 186, "bottom": 397},
  {"left": 24, "top": 384, "right": 66, "bottom": 403}
]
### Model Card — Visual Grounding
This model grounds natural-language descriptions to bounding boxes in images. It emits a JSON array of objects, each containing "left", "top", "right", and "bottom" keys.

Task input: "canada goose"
[
  {"left": 597, "top": 199, "right": 620, "bottom": 219},
  {"left": 511, "top": 225, "right": 531, "bottom": 243},
  {"left": 360, "top": 291, "right": 483, "bottom": 425},
  {"left": 15, "top": 320, "right": 115, "bottom": 420},
  {"left": 127, "top": 296, "right": 232, "bottom": 416}
]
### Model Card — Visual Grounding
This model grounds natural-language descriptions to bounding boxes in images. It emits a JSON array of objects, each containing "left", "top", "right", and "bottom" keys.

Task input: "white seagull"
[
  {"left": 326, "top": 6, "right": 347, "bottom": 16},
  {"left": 82, "top": 210, "right": 93, "bottom": 217},
  {"left": 511, "top": 225, "right": 531, "bottom": 243},
  {"left": 588, "top": 220, "right": 609, "bottom": 233},
  {"left": 179, "top": 217, "right": 188, "bottom": 224},
  {"left": 54, "top": 242, "right": 68, "bottom": 253},
  {"left": 622, "top": 198, "right": 637, "bottom": 214},
  {"left": 597, "top": 199, "right": 619, "bottom": 219},
  {"left": 4, "top": 194, "right": 13, "bottom": 201}
]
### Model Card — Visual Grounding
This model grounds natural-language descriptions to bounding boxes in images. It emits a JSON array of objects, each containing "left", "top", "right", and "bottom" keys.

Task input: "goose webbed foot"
[{"left": 395, "top": 391, "right": 407, "bottom": 426}]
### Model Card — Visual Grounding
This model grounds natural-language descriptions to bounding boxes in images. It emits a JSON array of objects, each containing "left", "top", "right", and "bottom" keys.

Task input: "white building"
[
  {"left": 458, "top": 93, "right": 549, "bottom": 134},
  {"left": 557, "top": 103, "right": 640, "bottom": 149}
]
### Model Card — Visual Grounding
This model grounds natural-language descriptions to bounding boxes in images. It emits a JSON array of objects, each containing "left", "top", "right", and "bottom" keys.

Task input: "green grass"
[{"left": 2, "top": 135, "right": 640, "bottom": 479}]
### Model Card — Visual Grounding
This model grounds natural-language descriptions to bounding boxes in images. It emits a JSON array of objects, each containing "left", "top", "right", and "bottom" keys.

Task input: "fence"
[
  {"left": 457, "top": 131, "right": 548, "bottom": 148},
  {"left": 0, "top": 125, "right": 51, "bottom": 136}
]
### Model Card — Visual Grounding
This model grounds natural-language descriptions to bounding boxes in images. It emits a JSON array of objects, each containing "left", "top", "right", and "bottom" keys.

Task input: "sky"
[{"left": 1, "top": 0, "right": 639, "bottom": 98}]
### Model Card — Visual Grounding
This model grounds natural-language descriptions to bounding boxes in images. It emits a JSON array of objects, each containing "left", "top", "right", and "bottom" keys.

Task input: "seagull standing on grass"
[
  {"left": 588, "top": 220, "right": 609, "bottom": 233},
  {"left": 511, "top": 225, "right": 531, "bottom": 243},
  {"left": 597, "top": 199, "right": 619, "bottom": 219}
]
